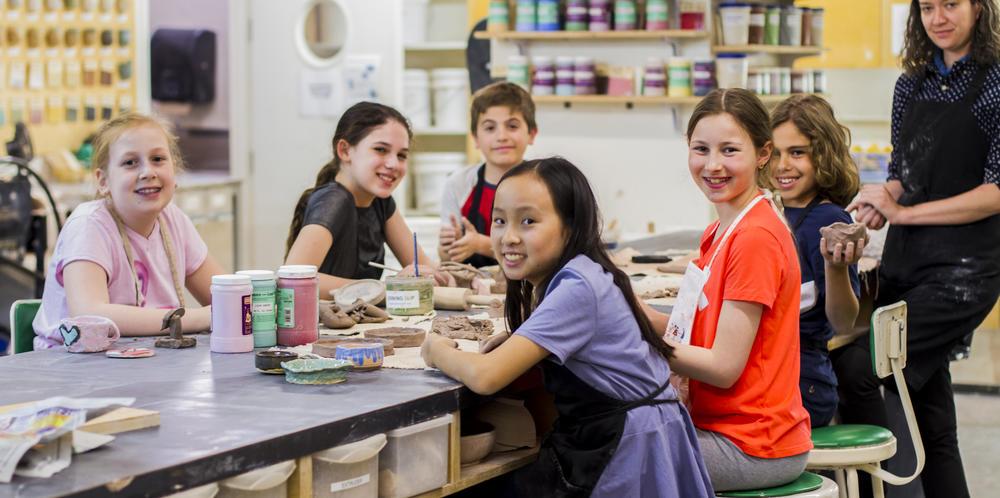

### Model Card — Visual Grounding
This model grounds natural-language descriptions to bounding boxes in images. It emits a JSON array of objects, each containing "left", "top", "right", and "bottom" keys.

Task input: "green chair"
[
  {"left": 806, "top": 301, "right": 924, "bottom": 498},
  {"left": 9, "top": 299, "right": 41, "bottom": 354},
  {"left": 716, "top": 472, "right": 838, "bottom": 497}
]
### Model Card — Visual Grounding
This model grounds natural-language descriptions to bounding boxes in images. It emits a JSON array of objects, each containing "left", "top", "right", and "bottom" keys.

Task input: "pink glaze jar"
[
  {"left": 210, "top": 274, "right": 254, "bottom": 353},
  {"left": 276, "top": 265, "right": 319, "bottom": 346}
]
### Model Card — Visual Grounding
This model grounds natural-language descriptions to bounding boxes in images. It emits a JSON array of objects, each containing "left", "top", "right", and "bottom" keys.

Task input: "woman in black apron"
[{"left": 842, "top": 2, "right": 1000, "bottom": 496}]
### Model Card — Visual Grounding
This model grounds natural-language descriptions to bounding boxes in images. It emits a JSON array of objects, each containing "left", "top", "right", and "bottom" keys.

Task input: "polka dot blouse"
[{"left": 889, "top": 57, "right": 1000, "bottom": 186}]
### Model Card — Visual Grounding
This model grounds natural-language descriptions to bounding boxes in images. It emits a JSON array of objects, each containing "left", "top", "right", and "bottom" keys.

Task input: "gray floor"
[{"left": 957, "top": 392, "right": 1000, "bottom": 497}]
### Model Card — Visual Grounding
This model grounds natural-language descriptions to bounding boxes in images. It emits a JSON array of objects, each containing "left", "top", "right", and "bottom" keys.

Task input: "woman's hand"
[
  {"left": 820, "top": 237, "right": 866, "bottom": 269},
  {"left": 421, "top": 333, "right": 458, "bottom": 368},
  {"left": 848, "top": 184, "right": 907, "bottom": 226}
]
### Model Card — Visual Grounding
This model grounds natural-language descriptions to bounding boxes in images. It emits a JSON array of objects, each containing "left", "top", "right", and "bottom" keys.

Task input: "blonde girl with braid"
[{"left": 32, "top": 113, "right": 224, "bottom": 348}]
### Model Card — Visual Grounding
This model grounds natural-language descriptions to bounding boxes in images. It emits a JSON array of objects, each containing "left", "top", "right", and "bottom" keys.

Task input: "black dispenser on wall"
[{"left": 151, "top": 28, "right": 216, "bottom": 103}]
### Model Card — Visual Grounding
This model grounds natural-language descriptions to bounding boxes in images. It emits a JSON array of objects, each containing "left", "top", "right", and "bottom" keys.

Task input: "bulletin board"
[{"left": 0, "top": 0, "right": 137, "bottom": 157}]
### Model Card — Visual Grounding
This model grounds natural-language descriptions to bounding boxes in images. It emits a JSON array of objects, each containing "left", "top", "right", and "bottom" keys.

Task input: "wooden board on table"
[{"left": 0, "top": 403, "right": 160, "bottom": 435}]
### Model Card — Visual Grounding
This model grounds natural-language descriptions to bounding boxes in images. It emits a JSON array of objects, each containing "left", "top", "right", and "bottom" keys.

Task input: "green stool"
[
  {"left": 717, "top": 472, "right": 837, "bottom": 497},
  {"left": 806, "top": 302, "right": 925, "bottom": 498},
  {"left": 9, "top": 299, "right": 41, "bottom": 354}
]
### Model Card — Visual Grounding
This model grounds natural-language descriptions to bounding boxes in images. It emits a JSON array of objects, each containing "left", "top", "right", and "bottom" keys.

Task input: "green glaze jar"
[
  {"left": 236, "top": 270, "right": 277, "bottom": 347},
  {"left": 385, "top": 276, "right": 434, "bottom": 316}
]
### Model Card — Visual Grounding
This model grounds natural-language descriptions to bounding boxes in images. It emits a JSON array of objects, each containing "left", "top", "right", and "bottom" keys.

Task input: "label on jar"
[
  {"left": 386, "top": 290, "right": 420, "bottom": 310},
  {"left": 251, "top": 287, "right": 275, "bottom": 331},
  {"left": 330, "top": 474, "right": 370, "bottom": 492},
  {"left": 242, "top": 295, "right": 252, "bottom": 335},
  {"left": 277, "top": 288, "right": 295, "bottom": 328}
]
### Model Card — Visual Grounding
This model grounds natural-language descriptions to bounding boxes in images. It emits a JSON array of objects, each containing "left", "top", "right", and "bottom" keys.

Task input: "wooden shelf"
[
  {"left": 414, "top": 127, "right": 468, "bottom": 136},
  {"left": 532, "top": 95, "right": 703, "bottom": 106},
  {"left": 712, "top": 44, "right": 826, "bottom": 55},
  {"left": 413, "top": 446, "right": 541, "bottom": 497},
  {"left": 474, "top": 29, "right": 709, "bottom": 41}
]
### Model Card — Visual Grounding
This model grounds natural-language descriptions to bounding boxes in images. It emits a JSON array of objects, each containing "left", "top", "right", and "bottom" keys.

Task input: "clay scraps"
[
  {"left": 319, "top": 299, "right": 389, "bottom": 329},
  {"left": 431, "top": 316, "right": 495, "bottom": 341}
]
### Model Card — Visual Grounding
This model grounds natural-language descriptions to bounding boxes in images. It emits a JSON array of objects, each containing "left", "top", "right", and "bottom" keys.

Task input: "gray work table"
[{"left": 0, "top": 336, "right": 471, "bottom": 498}]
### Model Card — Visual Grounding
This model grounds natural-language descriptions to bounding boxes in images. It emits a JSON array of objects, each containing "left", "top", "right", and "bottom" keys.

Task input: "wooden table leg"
[{"left": 287, "top": 455, "right": 312, "bottom": 498}]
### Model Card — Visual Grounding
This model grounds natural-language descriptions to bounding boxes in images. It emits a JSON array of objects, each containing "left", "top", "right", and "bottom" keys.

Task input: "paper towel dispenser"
[{"left": 151, "top": 28, "right": 216, "bottom": 103}]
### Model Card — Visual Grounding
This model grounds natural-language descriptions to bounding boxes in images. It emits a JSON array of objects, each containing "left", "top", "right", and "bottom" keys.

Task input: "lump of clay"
[
  {"left": 440, "top": 261, "right": 490, "bottom": 289},
  {"left": 319, "top": 301, "right": 355, "bottom": 329},
  {"left": 346, "top": 298, "right": 389, "bottom": 324},
  {"left": 819, "top": 222, "right": 869, "bottom": 251},
  {"left": 432, "top": 316, "right": 494, "bottom": 341}
]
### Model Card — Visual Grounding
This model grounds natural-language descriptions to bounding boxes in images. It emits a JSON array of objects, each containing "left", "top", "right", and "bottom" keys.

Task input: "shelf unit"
[
  {"left": 405, "top": 41, "right": 468, "bottom": 52},
  {"left": 712, "top": 44, "right": 827, "bottom": 55},
  {"left": 474, "top": 29, "right": 709, "bottom": 41},
  {"left": 532, "top": 94, "right": 831, "bottom": 107}
]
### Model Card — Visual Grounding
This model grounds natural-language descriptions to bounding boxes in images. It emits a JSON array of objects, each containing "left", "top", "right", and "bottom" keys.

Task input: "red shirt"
[
  {"left": 688, "top": 201, "right": 813, "bottom": 459},
  {"left": 460, "top": 182, "right": 496, "bottom": 235}
]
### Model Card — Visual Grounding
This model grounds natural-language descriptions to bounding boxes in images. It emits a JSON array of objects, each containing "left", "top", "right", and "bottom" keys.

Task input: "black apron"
[
  {"left": 464, "top": 164, "right": 499, "bottom": 268},
  {"left": 512, "top": 359, "right": 677, "bottom": 497},
  {"left": 880, "top": 65, "right": 1000, "bottom": 387}
]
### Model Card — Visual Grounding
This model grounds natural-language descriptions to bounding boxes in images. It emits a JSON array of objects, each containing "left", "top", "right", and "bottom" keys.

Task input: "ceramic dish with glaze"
[
  {"left": 313, "top": 337, "right": 395, "bottom": 357},
  {"left": 255, "top": 350, "right": 298, "bottom": 374},
  {"left": 281, "top": 358, "right": 352, "bottom": 385},
  {"left": 335, "top": 342, "right": 384, "bottom": 371}
]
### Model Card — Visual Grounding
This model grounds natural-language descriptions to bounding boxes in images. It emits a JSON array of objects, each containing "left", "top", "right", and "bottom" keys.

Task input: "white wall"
[{"left": 149, "top": 0, "right": 230, "bottom": 130}]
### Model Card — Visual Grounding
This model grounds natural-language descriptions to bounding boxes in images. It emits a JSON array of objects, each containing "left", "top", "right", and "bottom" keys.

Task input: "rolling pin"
[{"left": 434, "top": 287, "right": 502, "bottom": 311}]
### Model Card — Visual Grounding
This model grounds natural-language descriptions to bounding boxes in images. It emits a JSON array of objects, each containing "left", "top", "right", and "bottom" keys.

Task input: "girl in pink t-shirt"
[{"left": 33, "top": 113, "right": 223, "bottom": 349}]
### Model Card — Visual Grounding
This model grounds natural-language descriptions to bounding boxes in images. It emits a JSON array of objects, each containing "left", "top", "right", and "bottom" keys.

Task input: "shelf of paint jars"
[
  {"left": 712, "top": 44, "right": 826, "bottom": 56},
  {"left": 473, "top": 29, "right": 709, "bottom": 41},
  {"left": 485, "top": 0, "right": 710, "bottom": 34},
  {"left": 716, "top": 3, "right": 824, "bottom": 48},
  {"left": 531, "top": 93, "right": 829, "bottom": 107}
]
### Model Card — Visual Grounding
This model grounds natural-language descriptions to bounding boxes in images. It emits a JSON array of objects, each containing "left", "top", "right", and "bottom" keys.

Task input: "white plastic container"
[
  {"left": 715, "top": 54, "right": 748, "bottom": 89},
  {"left": 218, "top": 461, "right": 296, "bottom": 498},
  {"left": 314, "top": 434, "right": 387, "bottom": 498},
  {"left": 403, "top": 69, "right": 431, "bottom": 129},
  {"left": 403, "top": 0, "right": 430, "bottom": 45},
  {"left": 719, "top": 3, "right": 751, "bottom": 46},
  {"left": 413, "top": 152, "right": 466, "bottom": 213},
  {"left": 378, "top": 414, "right": 453, "bottom": 498},
  {"left": 431, "top": 68, "right": 469, "bottom": 130}
]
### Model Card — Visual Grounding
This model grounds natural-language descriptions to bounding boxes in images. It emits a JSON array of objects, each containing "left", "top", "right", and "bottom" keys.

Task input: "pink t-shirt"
[{"left": 32, "top": 200, "right": 209, "bottom": 349}]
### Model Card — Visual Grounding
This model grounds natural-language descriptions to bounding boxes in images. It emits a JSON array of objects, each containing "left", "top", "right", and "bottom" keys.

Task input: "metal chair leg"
[
  {"left": 871, "top": 462, "right": 885, "bottom": 498},
  {"left": 846, "top": 468, "right": 860, "bottom": 498},
  {"left": 835, "top": 469, "right": 847, "bottom": 498}
]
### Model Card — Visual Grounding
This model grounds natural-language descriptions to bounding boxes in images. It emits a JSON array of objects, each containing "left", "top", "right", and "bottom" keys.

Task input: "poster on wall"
[{"left": 298, "top": 55, "right": 381, "bottom": 118}]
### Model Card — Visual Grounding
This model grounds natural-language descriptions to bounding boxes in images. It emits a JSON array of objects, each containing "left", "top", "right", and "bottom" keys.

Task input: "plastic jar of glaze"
[
  {"left": 813, "top": 69, "right": 827, "bottom": 94},
  {"left": 800, "top": 8, "right": 813, "bottom": 46},
  {"left": 573, "top": 56, "right": 596, "bottom": 95},
  {"left": 679, "top": 0, "right": 706, "bottom": 30},
  {"left": 276, "top": 265, "right": 319, "bottom": 346},
  {"left": 589, "top": 0, "right": 611, "bottom": 32},
  {"left": 532, "top": 56, "right": 555, "bottom": 95},
  {"left": 715, "top": 53, "right": 748, "bottom": 89},
  {"left": 566, "top": 0, "right": 588, "bottom": 31},
  {"left": 210, "top": 274, "right": 254, "bottom": 353},
  {"left": 747, "top": 69, "right": 763, "bottom": 95},
  {"left": 614, "top": 0, "right": 637, "bottom": 31},
  {"left": 791, "top": 69, "right": 813, "bottom": 94},
  {"left": 780, "top": 6, "right": 802, "bottom": 46},
  {"left": 487, "top": 0, "right": 509, "bottom": 32},
  {"left": 667, "top": 57, "right": 692, "bottom": 97},
  {"left": 692, "top": 58, "right": 716, "bottom": 96},
  {"left": 236, "top": 270, "right": 277, "bottom": 348},
  {"left": 642, "top": 57, "right": 666, "bottom": 96},
  {"left": 385, "top": 276, "right": 434, "bottom": 316},
  {"left": 507, "top": 54, "right": 530, "bottom": 90},
  {"left": 748, "top": 4, "right": 766, "bottom": 45},
  {"left": 719, "top": 3, "right": 751, "bottom": 46},
  {"left": 536, "top": 0, "right": 559, "bottom": 31},
  {"left": 778, "top": 67, "right": 792, "bottom": 95},
  {"left": 645, "top": 0, "right": 669, "bottom": 31},
  {"left": 764, "top": 5, "right": 781, "bottom": 45},
  {"left": 556, "top": 56, "right": 576, "bottom": 96},
  {"left": 810, "top": 8, "right": 825, "bottom": 47},
  {"left": 515, "top": 0, "right": 536, "bottom": 32}
]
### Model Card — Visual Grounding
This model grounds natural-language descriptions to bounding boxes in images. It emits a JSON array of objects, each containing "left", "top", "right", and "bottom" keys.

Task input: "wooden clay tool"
[{"left": 433, "top": 287, "right": 502, "bottom": 311}]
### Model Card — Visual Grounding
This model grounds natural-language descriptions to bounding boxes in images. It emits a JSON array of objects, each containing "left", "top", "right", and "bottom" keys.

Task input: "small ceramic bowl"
[
  {"left": 255, "top": 350, "right": 298, "bottom": 374},
  {"left": 460, "top": 420, "right": 496, "bottom": 465},
  {"left": 313, "top": 337, "right": 395, "bottom": 357},
  {"left": 335, "top": 342, "right": 385, "bottom": 371},
  {"left": 281, "top": 358, "right": 352, "bottom": 385}
]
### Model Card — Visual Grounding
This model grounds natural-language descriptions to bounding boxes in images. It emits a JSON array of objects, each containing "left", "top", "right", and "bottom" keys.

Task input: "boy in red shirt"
[{"left": 438, "top": 82, "right": 537, "bottom": 267}]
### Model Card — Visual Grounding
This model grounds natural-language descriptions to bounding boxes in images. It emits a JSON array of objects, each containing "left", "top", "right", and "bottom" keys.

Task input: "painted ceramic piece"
[
  {"left": 335, "top": 342, "right": 385, "bottom": 371},
  {"left": 313, "top": 337, "right": 395, "bottom": 357},
  {"left": 280, "top": 358, "right": 352, "bottom": 385},
  {"left": 255, "top": 350, "right": 298, "bottom": 374}
]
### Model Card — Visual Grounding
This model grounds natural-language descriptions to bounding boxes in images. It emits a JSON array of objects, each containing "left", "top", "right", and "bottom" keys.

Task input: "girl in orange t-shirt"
[{"left": 645, "top": 89, "right": 812, "bottom": 491}]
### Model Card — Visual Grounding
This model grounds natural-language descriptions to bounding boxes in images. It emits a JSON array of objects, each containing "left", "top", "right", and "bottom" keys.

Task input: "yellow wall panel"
[{"left": 796, "top": 0, "right": 884, "bottom": 69}]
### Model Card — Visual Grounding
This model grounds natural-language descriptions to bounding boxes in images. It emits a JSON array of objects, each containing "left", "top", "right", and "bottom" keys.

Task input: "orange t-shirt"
[{"left": 688, "top": 200, "right": 813, "bottom": 459}]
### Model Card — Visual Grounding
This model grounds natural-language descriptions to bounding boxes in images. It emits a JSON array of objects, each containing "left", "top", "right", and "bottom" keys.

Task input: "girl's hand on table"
[
  {"left": 479, "top": 332, "right": 510, "bottom": 354},
  {"left": 421, "top": 333, "right": 459, "bottom": 368}
]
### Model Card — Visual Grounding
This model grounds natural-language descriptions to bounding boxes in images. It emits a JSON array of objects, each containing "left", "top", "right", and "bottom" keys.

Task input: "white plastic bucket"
[
  {"left": 719, "top": 3, "right": 751, "bottom": 46},
  {"left": 218, "top": 461, "right": 296, "bottom": 498},
  {"left": 379, "top": 415, "right": 453, "bottom": 498},
  {"left": 403, "top": 69, "right": 431, "bottom": 129},
  {"left": 431, "top": 68, "right": 469, "bottom": 131},
  {"left": 314, "top": 433, "right": 387, "bottom": 498},
  {"left": 413, "top": 153, "right": 467, "bottom": 213},
  {"left": 403, "top": 0, "right": 430, "bottom": 45}
]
